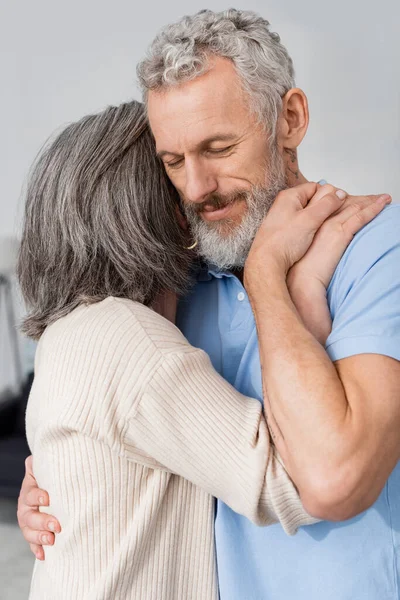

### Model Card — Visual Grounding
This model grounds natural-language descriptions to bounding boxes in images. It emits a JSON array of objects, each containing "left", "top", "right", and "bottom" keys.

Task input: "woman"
[{"left": 18, "top": 100, "right": 385, "bottom": 599}]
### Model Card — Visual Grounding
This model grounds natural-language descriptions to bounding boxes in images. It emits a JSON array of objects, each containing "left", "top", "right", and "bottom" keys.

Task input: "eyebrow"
[{"left": 156, "top": 133, "right": 238, "bottom": 160}]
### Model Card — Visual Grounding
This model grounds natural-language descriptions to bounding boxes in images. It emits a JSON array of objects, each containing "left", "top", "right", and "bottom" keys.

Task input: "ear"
[{"left": 277, "top": 88, "right": 309, "bottom": 149}]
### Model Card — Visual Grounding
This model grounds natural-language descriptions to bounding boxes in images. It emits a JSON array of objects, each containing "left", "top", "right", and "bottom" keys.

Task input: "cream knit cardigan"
[{"left": 26, "top": 297, "right": 316, "bottom": 600}]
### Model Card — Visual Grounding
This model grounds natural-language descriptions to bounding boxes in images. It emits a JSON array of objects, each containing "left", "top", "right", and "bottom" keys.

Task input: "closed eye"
[
  {"left": 165, "top": 145, "right": 234, "bottom": 169},
  {"left": 166, "top": 158, "right": 184, "bottom": 169},
  {"left": 207, "top": 146, "right": 234, "bottom": 155}
]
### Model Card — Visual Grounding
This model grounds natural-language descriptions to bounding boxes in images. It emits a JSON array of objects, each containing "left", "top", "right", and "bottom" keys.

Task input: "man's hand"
[{"left": 17, "top": 456, "right": 61, "bottom": 560}]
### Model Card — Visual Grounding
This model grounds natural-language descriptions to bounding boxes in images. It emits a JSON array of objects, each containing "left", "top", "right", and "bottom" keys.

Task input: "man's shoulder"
[
  {"left": 340, "top": 202, "right": 399, "bottom": 264},
  {"left": 328, "top": 203, "right": 400, "bottom": 295},
  {"left": 326, "top": 203, "right": 400, "bottom": 360}
]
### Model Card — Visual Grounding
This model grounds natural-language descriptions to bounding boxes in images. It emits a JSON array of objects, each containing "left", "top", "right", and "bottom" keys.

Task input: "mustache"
[{"left": 184, "top": 189, "right": 251, "bottom": 216}]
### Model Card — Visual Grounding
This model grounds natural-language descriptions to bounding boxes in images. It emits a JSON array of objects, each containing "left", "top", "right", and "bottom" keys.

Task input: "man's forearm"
[{"left": 246, "top": 265, "right": 367, "bottom": 519}]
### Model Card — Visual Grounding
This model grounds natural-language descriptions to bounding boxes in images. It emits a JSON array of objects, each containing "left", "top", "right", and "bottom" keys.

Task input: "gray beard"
[{"left": 184, "top": 154, "right": 287, "bottom": 270}]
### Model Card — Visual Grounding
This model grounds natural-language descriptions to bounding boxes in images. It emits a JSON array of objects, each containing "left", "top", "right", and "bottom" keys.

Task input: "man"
[{"left": 18, "top": 9, "right": 400, "bottom": 599}]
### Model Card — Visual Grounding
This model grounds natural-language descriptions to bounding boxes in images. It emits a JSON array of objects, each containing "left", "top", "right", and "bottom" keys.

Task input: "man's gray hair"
[
  {"left": 137, "top": 9, "right": 295, "bottom": 134},
  {"left": 18, "top": 101, "right": 191, "bottom": 339}
]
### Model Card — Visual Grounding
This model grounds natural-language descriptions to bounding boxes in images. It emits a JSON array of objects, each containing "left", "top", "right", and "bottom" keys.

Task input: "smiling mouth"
[{"left": 200, "top": 202, "right": 235, "bottom": 222}]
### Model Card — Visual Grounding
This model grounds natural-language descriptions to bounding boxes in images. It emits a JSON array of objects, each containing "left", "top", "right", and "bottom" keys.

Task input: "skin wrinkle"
[
  {"left": 284, "top": 148, "right": 300, "bottom": 182},
  {"left": 147, "top": 57, "right": 301, "bottom": 269}
]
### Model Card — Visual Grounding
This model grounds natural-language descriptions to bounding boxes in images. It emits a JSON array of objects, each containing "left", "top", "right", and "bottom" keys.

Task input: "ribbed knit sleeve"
[{"left": 122, "top": 345, "right": 316, "bottom": 535}]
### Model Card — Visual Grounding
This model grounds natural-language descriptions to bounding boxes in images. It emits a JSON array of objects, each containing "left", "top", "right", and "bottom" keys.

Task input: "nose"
[{"left": 184, "top": 159, "right": 218, "bottom": 205}]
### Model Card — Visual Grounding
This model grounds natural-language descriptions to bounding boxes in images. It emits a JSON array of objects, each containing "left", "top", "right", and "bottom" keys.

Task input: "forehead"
[{"left": 147, "top": 57, "right": 254, "bottom": 152}]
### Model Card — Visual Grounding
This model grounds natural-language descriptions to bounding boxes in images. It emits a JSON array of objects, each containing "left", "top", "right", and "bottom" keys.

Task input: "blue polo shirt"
[{"left": 177, "top": 203, "right": 400, "bottom": 600}]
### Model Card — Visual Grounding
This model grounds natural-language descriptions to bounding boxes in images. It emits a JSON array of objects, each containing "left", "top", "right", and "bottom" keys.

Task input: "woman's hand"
[
  {"left": 245, "top": 182, "right": 391, "bottom": 344},
  {"left": 287, "top": 185, "right": 391, "bottom": 344},
  {"left": 17, "top": 456, "right": 61, "bottom": 560},
  {"left": 245, "top": 182, "right": 347, "bottom": 278}
]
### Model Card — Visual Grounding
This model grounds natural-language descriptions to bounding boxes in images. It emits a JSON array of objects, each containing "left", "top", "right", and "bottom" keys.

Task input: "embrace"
[{"left": 17, "top": 9, "right": 400, "bottom": 600}]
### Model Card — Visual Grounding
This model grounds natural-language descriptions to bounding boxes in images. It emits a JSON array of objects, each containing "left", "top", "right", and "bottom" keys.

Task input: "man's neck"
[{"left": 283, "top": 148, "right": 307, "bottom": 187}]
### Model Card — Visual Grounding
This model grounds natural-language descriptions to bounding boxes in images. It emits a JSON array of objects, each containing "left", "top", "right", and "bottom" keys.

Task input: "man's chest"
[{"left": 177, "top": 275, "right": 263, "bottom": 400}]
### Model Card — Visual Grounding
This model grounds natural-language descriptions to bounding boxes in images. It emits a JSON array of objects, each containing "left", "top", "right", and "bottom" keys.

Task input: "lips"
[{"left": 200, "top": 203, "right": 234, "bottom": 222}]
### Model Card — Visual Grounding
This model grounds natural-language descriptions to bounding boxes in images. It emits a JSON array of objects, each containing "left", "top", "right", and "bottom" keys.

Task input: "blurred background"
[{"left": 1, "top": 0, "right": 399, "bottom": 597}]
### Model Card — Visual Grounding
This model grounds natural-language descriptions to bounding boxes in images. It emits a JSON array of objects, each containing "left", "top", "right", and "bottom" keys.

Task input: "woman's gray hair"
[
  {"left": 137, "top": 9, "right": 295, "bottom": 135},
  {"left": 18, "top": 100, "right": 192, "bottom": 339}
]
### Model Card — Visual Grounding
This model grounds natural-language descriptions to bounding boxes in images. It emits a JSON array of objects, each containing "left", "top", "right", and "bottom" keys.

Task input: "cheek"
[{"left": 219, "top": 151, "right": 267, "bottom": 186}]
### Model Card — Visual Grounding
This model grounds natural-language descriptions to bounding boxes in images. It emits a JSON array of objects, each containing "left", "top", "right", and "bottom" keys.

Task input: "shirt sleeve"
[
  {"left": 326, "top": 204, "right": 400, "bottom": 362},
  {"left": 121, "top": 344, "right": 317, "bottom": 535}
]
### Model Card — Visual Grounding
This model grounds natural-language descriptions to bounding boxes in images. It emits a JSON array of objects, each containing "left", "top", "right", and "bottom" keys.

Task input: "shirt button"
[{"left": 237, "top": 292, "right": 245, "bottom": 302}]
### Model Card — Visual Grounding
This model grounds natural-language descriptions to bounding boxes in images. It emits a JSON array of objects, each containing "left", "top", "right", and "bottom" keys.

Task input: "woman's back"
[
  {"left": 27, "top": 297, "right": 313, "bottom": 598},
  {"left": 27, "top": 298, "right": 217, "bottom": 599}
]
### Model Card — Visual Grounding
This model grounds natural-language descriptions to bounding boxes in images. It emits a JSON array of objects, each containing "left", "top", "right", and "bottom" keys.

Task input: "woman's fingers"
[
  {"left": 18, "top": 456, "right": 49, "bottom": 512},
  {"left": 342, "top": 194, "right": 391, "bottom": 237},
  {"left": 308, "top": 185, "right": 391, "bottom": 238},
  {"left": 20, "top": 509, "right": 60, "bottom": 536},
  {"left": 302, "top": 189, "right": 347, "bottom": 230},
  {"left": 307, "top": 183, "right": 338, "bottom": 206},
  {"left": 22, "top": 522, "right": 56, "bottom": 546},
  {"left": 18, "top": 504, "right": 60, "bottom": 554},
  {"left": 16, "top": 455, "right": 60, "bottom": 561},
  {"left": 25, "top": 487, "right": 50, "bottom": 508}
]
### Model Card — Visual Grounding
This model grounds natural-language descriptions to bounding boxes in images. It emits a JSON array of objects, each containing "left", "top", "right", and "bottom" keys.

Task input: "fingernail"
[
  {"left": 318, "top": 179, "right": 328, "bottom": 186},
  {"left": 335, "top": 190, "right": 347, "bottom": 200},
  {"left": 41, "top": 534, "right": 49, "bottom": 544},
  {"left": 48, "top": 522, "right": 56, "bottom": 532},
  {"left": 39, "top": 496, "right": 45, "bottom": 505},
  {"left": 377, "top": 194, "right": 391, "bottom": 204}
]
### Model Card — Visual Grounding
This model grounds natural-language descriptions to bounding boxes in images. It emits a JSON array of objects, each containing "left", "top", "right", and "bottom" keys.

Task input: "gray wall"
[
  {"left": 2, "top": 0, "right": 399, "bottom": 241},
  {"left": 0, "top": 0, "right": 399, "bottom": 391}
]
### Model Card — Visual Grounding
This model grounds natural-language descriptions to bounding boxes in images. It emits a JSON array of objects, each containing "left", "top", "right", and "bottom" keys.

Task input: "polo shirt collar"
[{"left": 194, "top": 261, "right": 236, "bottom": 282}]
